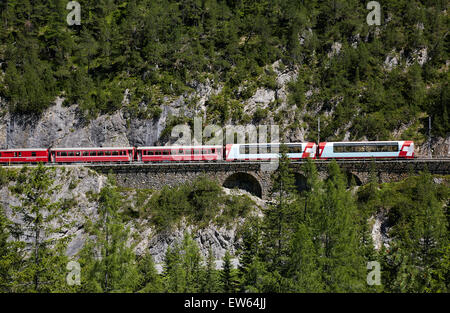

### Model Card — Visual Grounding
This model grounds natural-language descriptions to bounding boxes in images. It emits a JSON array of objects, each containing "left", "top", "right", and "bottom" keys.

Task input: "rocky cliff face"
[
  {"left": 0, "top": 166, "right": 264, "bottom": 270},
  {"left": 1, "top": 61, "right": 448, "bottom": 156}
]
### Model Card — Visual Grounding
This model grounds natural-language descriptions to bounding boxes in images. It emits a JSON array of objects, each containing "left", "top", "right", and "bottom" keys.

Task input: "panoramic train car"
[
  {"left": 137, "top": 145, "right": 223, "bottom": 162},
  {"left": 318, "top": 141, "right": 414, "bottom": 159},
  {"left": 225, "top": 142, "right": 317, "bottom": 161},
  {"left": 50, "top": 147, "right": 135, "bottom": 163},
  {"left": 0, "top": 149, "right": 49, "bottom": 163}
]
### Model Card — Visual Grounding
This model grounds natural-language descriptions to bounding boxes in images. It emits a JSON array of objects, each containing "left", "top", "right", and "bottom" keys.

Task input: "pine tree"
[
  {"left": 287, "top": 223, "right": 324, "bottom": 292},
  {"left": 10, "top": 164, "right": 69, "bottom": 292},
  {"left": 238, "top": 216, "right": 262, "bottom": 291},
  {"left": 319, "top": 161, "right": 367, "bottom": 292},
  {"left": 386, "top": 170, "right": 448, "bottom": 292},
  {"left": 136, "top": 252, "right": 163, "bottom": 293},
  {"left": 300, "top": 159, "right": 323, "bottom": 226},
  {"left": 0, "top": 205, "right": 25, "bottom": 292},
  {"left": 77, "top": 175, "right": 140, "bottom": 293},
  {"left": 181, "top": 232, "right": 203, "bottom": 292},
  {"left": 163, "top": 242, "right": 186, "bottom": 292},
  {"left": 200, "top": 247, "right": 219, "bottom": 293},
  {"left": 262, "top": 144, "right": 300, "bottom": 273},
  {"left": 220, "top": 250, "right": 238, "bottom": 293}
]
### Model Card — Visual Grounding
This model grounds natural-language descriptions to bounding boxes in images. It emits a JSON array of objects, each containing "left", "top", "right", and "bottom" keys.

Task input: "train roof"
[
  {"left": 322, "top": 141, "right": 411, "bottom": 145},
  {"left": 0, "top": 148, "right": 48, "bottom": 152},
  {"left": 50, "top": 147, "right": 134, "bottom": 151},
  {"left": 137, "top": 145, "right": 222, "bottom": 149},
  {"left": 229, "top": 142, "right": 308, "bottom": 146}
]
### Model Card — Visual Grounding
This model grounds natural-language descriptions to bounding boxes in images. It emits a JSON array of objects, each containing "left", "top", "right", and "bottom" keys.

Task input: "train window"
[
  {"left": 75, "top": 151, "right": 81, "bottom": 156},
  {"left": 147, "top": 151, "right": 153, "bottom": 155},
  {"left": 112, "top": 151, "right": 118, "bottom": 156},
  {"left": 105, "top": 151, "right": 111, "bottom": 156},
  {"left": 163, "top": 150, "right": 169, "bottom": 155},
  {"left": 90, "top": 151, "right": 96, "bottom": 156},
  {"left": 211, "top": 149, "right": 215, "bottom": 154},
  {"left": 389, "top": 145, "right": 398, "bottom": 152},
  {"left": 154, "top": 151, "right": 161, "bottom": 155},
  {"left": 179, "top": 149, "right": 183, "bottom": 155},
  {"left": 288, "top": 146, "right": 303, "bottom": 154},
  {"left": 32, "top": 152, "right": 36, "bottom": 157},
  {"left": 98, "top": 151, "right": 104, "bottom": 156},
  {"left": 239, "top": 146, "right": 250, "bottom": 154},
  {"left": 83, "top": 152, "right": 89, "bottom": 156},
  {"left": 202, "top": 149, "right": 209, "bottom": 154},
  {"left": 69, "top": 152, "right": 74, "bottom": 156},
  {"left": 365, "top": 145, "right": 377, "bottom": 152},
  {"left": 61, "top": 152, "right": 67, "bottom": 157},
  {"left": 193, "top": 149, "right": 200, "bottom": 155}
]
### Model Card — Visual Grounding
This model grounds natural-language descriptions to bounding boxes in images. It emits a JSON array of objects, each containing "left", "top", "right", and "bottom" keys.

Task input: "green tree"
[
  {"left": 10, "top": 164, "right": 69, "bottom": 292},
  {"left": 287, "top": 223, "right": 324, "bottom": 292},
  {"left": 200, "top": 247, "right": 220, "bottom": 293},
  {"left": 181, "top": 232, "right": 203, "bottom": 292},
  {"left": 136, "top": 252, "right": 163, "bottom": 293},
  {"left": 162, "top": 243, "right": 187, "bottom": 292},
  {"left": 319, "top": 161, "right": 367, "bottom": 292},
  {"left": 386, "top": 170, "right": 448, "bottom": 292},
  {"left": 220, "top": 250, "right": 239, "bottom": 293},
  {"left": 262, "top": 144, "right": 299, "bottom": 271},
  {"left": 0, "top": 205, "right": 25, "bottom": 292},
  {"left": 77, "top": 175, "right": 140, "bottom": 293}
]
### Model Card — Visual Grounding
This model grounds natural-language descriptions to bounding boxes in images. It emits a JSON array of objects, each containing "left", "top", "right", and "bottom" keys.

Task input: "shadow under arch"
[
  {"left": 346, "top": 171, "right": 363, "bottom": 188},
  {"left": 223, "top": 172, "right": 263, "bottom": 198},
  {"left": 294, "top": 172, "right": 309, "bottom": 193}
]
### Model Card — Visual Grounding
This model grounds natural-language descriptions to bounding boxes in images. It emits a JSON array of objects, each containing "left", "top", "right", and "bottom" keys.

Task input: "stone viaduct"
[{"left": 88, "top": 158, "right": 450, "bottom": 199}]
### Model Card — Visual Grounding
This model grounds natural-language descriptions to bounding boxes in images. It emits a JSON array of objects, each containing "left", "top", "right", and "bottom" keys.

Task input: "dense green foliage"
[
  {"left": 0, "top": 1, "right": 448, "bottom": 140},
  {"left": 1, "top": 165, "right": 70, "bottom": 292},
  {"left": 137, "top": 175, "right": 255, "bottom": 230},
  {"left": 0, "top": 160, "right": 448, "bottom": 293}
]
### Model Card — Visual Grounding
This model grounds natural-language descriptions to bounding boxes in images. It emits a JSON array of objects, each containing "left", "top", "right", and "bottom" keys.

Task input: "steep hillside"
[{"left": 0, "top": 0, "right": 448, "bottom": 154}]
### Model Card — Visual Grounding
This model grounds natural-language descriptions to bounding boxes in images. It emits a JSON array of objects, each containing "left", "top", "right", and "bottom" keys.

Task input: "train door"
[{"left": 128, "top": 150, "right": 133, "bottom": 162}]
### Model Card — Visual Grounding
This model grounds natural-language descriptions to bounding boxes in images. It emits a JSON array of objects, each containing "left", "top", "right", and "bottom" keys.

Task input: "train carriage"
[
  {"left": 0, "top": 149, "right": 49, "bottom": 163},
  {"left": 318, "top": 141, "right": 414, "bottom": 159},
  {"left": 137, "top": 145, "right": 223, "bottom": 162},
  {"left": 51, "top": 147, "right": 135, "bottom": 163},
  {"left": 225, "top": 142, "right": 317, "bottom": 161}
]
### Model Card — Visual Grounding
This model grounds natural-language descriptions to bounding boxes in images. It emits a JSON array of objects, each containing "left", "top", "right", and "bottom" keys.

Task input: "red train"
[{"left": 0, "top": 141, "right": 414, "bottom": 164}]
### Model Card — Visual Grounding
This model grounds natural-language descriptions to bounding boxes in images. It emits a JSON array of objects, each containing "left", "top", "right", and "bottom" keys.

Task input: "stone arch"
[
  {"left": 294, "top": 172, "right": 309, "bottom": 193},
  {"left": 345, "top": 171, "right": 362, "bottom": 187},
  {"left": 222, "top": 172, "right": 263, "bottom": 198}
]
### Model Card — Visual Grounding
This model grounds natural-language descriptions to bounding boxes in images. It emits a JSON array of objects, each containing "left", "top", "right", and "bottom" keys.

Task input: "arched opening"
[
  {"left": 294, "top": 173, "right": 309, "bottom": 193},
  {"left": 223, "top": 172, "right": 263, "bottom": 198},
  {"left": 346, "top": 172, "right": 362, "bottom": 188}
]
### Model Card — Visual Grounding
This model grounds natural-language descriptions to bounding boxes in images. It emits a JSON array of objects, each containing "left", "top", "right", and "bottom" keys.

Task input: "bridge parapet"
[{"left": 86, "top": 158, "right": 450, "bottom": 199}]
